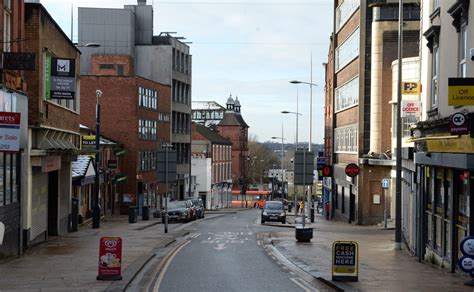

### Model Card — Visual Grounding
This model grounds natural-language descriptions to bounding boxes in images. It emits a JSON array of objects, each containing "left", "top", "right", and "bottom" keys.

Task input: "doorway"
[{"left": 48, "top": 171, "right": 59, "bottom": 236}]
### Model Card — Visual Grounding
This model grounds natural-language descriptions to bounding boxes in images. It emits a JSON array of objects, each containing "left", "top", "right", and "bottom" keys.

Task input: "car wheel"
[
  {"left": 261, "top": 218, "right": 265, "bottom": 224},
  {"left": 282, "top": 219, "right": 286, "bottom": 224}
]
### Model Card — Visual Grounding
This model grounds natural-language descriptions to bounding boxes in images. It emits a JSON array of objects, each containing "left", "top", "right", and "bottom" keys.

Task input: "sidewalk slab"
[
  {"left": 270, "top": 216, "right": 470, "bottom": 292},
  {"left": 0, "top": 215, "right": 185, "bottom": 291}
]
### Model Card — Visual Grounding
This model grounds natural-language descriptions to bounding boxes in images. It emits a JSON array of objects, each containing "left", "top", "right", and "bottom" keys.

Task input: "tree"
[{"left": 247, "top": 135, "right": 279, "bottom": 186}]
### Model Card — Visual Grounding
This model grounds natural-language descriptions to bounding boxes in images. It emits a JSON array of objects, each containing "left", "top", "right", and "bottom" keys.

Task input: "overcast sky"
[{"left": 41, "top": 0, "right": 333, "bottom": 144}]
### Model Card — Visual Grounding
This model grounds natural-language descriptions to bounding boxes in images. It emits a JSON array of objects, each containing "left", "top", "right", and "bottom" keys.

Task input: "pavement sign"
[
  {"left": 332, "top": 240, "right": 359, "bottom": 282},
  {"left": 97, "top": 237, "right": 123, "bottom": 281}
]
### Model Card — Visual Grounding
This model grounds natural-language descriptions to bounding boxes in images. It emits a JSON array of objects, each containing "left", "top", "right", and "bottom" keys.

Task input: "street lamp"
[
  {"left": 282, "top": 106, "right": 302, "bottom": 216},
  {"left": 272, "top": 128, "right": 286, "bottom": 199},
  {"left": 290, "top": 59, "right": 318, "bottom": 222},
  {"left": 92, "top": 89, "right": 103, "bottom": 229}
]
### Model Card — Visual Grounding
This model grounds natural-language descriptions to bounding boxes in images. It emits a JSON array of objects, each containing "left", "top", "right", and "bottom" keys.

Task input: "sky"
[{"left": 41, "top": 0, "right": 334, "bottom": 144}]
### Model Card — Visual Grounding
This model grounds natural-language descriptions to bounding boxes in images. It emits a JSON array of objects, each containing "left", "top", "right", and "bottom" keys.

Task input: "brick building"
[
  {"left": 0, "top": 0, "right": 29, "bottom": 258},
  {"left": 81, "top": 54, "right": 171, "bottom": 215},
  {"left": 322, "top": 34, "right": 334, "bottom": 219},
  {"left": 191, "top": 122, "right": 232, "bottom": 210},
  {"left": 22, "top": 2, "right": 81, "bottom": 247},
  {"left": 217, "top": 95, "right": 249, "bottom": 196},
  {"left": 329, "top": 0, "right": 419, "bottom": 225}
]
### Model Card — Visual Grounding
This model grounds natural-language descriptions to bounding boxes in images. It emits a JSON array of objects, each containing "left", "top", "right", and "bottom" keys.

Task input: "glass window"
[
  {"left": 433, "top": 0, "right": 440, "bottom": 10},
  {"left": 335, "top": 0, "right": 359, "bottom": 31},
  {"left": 459, "top": 24, "right": 467, "bottom": 78},
  {"left": 335, "top": 28, "right": 359, "bottom": 71},
  {"left": 335, "top": 76, "right": 359, "bottom": 112},
  {"left": 334, "top": 125, "right": 358, "bottom": 153},
  {"left": 431, "top": 45, "right": 439, "bottom": 108}
]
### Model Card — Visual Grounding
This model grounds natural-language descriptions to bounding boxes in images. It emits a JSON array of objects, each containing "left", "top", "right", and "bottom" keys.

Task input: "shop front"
[{"left": 415, "top": 151, "right": 474, "bottom": 273}]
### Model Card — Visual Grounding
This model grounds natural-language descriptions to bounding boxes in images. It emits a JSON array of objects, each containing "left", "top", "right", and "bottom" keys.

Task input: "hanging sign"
[
  {"left": 401, "top": 81, "right": 421, "bottom": 95},
  {"left": 449, "top": 112, "right": 469, "bottom": 135},
  {"left": 345, "top": 163, "right": 360, "bottom": 177},
  {"left": 332, "top": 241, "right": 359, "bottom": 282},
  {"left": 97, "top": 237, "right": 123, "bottom": 281},
  {"left": 0, "top": 112, "right": 21, "bottom": 152}
]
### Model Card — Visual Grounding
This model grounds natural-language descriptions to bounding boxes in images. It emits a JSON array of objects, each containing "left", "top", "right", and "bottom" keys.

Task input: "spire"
[
  {"left": 234, "top": 96, "right": 241, "bottom": 113},
  {"left": 226, "top": 93, "right": 235, "bottom": 111}
]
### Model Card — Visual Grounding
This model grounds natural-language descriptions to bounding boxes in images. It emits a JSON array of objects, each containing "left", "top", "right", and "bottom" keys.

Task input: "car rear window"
[{"left": 265, "top": 202, "right": 283, "bottom": 210}]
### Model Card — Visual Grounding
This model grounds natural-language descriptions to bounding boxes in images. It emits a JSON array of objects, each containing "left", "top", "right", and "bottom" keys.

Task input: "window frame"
[
  {"left": 431, "top": 44, "right": 440, "bottom": 109},
  {"left": 458, "top": 23, "right": 467, "bottom": 78}
]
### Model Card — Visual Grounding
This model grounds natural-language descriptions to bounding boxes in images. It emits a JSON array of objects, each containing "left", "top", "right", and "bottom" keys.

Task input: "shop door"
[{"left": 48, "top": 171, "right": 59, "bottom": 236}]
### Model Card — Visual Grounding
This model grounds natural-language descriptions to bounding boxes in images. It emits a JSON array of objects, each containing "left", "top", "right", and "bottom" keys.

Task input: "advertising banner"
[
  {"left": 97, "top": 237, "right": 123, "bottom": 281},
  {"left": 0, "top": 112, "right": 21, "bottom": 152},
  {"left": 332, "top": 241, "right": 359, "bottom": 282},
  {"left": 81, "top": 135, "right": 96, "bottom": 150},
  {"left": 50, "top": 58, "right": 76, "bottom": 99},
  {"left": 401, "top": 100, "right": 420, "bottom": 117}
]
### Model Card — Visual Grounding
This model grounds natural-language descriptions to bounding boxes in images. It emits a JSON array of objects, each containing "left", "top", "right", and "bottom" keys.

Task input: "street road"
[{"left": 152, "top": 209, "right": 312, "bottom": 291}]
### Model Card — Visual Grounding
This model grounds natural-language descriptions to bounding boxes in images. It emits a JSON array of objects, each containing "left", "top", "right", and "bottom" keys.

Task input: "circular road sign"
[
  {"left": 451, "top": 112, "right": 467, "bottom": 126},
  {"left": 459, "top": 256, "right": 474, "bottom": 273},
  {"left": 461, "top": 236, "right": 474, "bottom": 257},
  {"left": 345, "top": 163, "right": 360, "bottom": 177}
]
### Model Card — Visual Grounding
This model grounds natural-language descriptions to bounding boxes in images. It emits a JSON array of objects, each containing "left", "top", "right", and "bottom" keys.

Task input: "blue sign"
[
  {"left": 459, "top": 236, "right": 474, "bottom": 275},
  {"left": 381, "top": 178, "right": 390, "bottom": 189}
]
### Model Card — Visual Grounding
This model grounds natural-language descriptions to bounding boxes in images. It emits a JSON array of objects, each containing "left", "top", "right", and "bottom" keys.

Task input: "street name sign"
[{"left": 332, "top": 241, "right": 359, "bottom": 282}]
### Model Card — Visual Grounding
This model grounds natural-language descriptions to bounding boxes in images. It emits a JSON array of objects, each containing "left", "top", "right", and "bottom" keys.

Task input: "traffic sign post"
[
  {"left": 458, "top": 236, "right": 474, "bottom": 286},
  {"left": 382, "top": 178, "right": 390, "bottom": 229}
]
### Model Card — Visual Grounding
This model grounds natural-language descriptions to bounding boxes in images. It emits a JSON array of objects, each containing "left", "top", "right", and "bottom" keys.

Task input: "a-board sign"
[
  {"left": 97, "top": 237, "right": 123, "bottom": 281},
  {"left": 332, "top": 241, "right": 359, "bottom": 282}
]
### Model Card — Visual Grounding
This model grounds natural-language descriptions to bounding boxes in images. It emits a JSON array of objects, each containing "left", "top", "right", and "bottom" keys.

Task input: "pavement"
[
  {"left": 267, "top": 214, "right": 473, "bottom": 292},
  {"left": 0, "top": 211, "right": 227, "bottom": 291}
]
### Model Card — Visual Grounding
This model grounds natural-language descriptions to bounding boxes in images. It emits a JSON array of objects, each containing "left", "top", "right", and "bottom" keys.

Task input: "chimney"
[{"left": 138, "top": 0, "right": 147, "bottom": 5}]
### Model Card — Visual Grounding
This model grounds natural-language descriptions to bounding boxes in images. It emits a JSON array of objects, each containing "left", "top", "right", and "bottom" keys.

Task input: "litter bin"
[
  {"left": 142, "top": 206, "right": 150, "bottom": 221},
  {"left": 129, "top": 206, "right": 138, "bottom": 223}
]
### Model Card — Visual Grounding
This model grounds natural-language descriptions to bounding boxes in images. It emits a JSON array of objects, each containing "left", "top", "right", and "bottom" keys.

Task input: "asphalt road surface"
[{"left": 155, "top": 209, "right": 310, "bottom": 292}]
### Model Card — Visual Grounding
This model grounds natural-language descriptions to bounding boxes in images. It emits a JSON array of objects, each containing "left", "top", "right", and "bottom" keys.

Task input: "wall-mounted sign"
[
  {"left": 448, "top": 78, "right": 474, "bottom": 106},
  {"left": 97, "top": 237, "right": 123, "bottom": 281},
  {"left": 401, "top": 81, "right": 421, "bottom": 95},
  {"left": 81, "top": 135, "right": 96, "bottom": 150},
  {"left": 401, "top": 100, "right": 420, "bottom": 117},
  {"left": 382, "top": 178, "right": 390, "bottom": 189},
  {"left": 322, "top": 165, "right": 333, "bottom": 177},
  {"left": 46, "top": 57, "right": 76, "bottom": 100},
  {"left": 0, "top": 112, "right": 21, "bottom": 152},
  {"left": 449, "top": 112, "right": 469, "bottom": 135},
  {"left": 332, "top": 241, "right": 359, "bottom": 282},
  {"left": 3, "top": 52, "right": 36, "bottom": 71},
  {"left": 345, "top": 163, "right": 360, "bottom": 177}
]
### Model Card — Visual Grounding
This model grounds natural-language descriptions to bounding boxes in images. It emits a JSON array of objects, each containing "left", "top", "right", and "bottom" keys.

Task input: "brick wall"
[
  {"left": 24, "top": 4, "right": 80, "bottom": 132},
  {"left": 91, "top": 54, "right": 134, "bottom": 76},
  {"left": 81, "top": 75, "right": 170, "bottom": 198}
]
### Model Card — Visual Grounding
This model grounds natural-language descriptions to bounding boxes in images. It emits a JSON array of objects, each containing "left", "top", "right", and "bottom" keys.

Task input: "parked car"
[
  {"left": 189, "top": 198, "right": 205, "bottom": 219},
  {"left": 261, "top": 201, "right": 286, "bottom": 224},
  {"left": 162, "top": 201, "right": 192, "bottom": 223}
]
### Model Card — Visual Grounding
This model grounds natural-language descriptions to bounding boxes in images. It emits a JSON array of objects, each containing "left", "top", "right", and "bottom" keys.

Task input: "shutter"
[{"left": 30, "top": 168, "right": 48, "bottom": 241}]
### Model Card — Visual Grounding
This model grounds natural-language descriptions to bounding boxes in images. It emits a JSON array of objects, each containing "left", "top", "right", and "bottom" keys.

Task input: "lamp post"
[
  {"left": 272, "top": 128, "right": 286, "bottom": 199},
  {"left": 290, "top": 65, "right": 318, "bottom": 222},
  {"left": 282, "top": 108, "right": 302, "bottom": 216},
  {"left": 92, "top": 89, "right": 103, "bottom": 229}
]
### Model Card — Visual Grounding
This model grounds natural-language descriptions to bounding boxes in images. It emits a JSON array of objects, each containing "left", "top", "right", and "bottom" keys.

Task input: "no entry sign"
[{"left": 97, "top": 237, "right": 123, "bottom": 281}]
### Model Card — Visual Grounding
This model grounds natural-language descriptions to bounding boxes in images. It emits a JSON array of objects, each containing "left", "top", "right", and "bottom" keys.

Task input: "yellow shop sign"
[
  {"left": 402, "top": 81, "right": 421, "bottom": 95},
  {"left": 448, "top": 78, "right": 474, "bottom": 106},
  {"left": 426, "top": 135, "right": 474, "bottom": 153}
]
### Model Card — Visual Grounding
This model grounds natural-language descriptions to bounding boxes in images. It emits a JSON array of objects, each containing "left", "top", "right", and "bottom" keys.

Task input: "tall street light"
[
  {"left": 290, "top": 57, "right": 318, "bottom": 221},
  {"left": 282, "top": 103, "right": 302, "bottom": 216},
  {"left": 272, "top": 125, "right": 286, "bottom": 199},
  {"left": 92, "top": 89, "right": 103, "bottom": 228}
]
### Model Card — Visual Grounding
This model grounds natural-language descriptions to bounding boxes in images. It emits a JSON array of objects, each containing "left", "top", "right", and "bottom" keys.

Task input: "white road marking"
[{"left": 213, "top": 243, "right": 226, "bottom": 251}]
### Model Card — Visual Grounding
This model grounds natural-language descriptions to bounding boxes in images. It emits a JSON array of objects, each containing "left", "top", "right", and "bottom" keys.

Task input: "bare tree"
[{"left": 247, "top": 135, "right": 279, "bottom": 185}]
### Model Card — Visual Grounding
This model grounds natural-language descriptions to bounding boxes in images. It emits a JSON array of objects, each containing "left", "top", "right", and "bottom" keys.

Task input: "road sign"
[
  {"left": 294, "top": 150, "right": 314, "bottom": 186},
  {"left": 382, "top": 178, "right": 390, "bottom": 189},
  {"left": 332, "top": 241, "right": 359, "bottom": 282}
]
